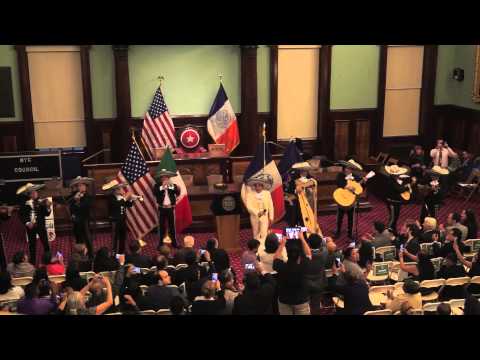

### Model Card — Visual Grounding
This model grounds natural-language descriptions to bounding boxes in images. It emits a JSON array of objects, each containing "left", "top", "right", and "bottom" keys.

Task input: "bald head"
[{"left": 183, "top": 235, "right": 195, "bottom": 248}]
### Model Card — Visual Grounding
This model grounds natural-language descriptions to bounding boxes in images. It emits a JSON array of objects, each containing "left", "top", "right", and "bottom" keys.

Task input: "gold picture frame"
[{"left": 474, "top": 45, "right": 480, "bottom": 103}]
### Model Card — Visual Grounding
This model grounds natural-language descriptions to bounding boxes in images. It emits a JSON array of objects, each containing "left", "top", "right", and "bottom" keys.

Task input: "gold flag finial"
[
  {"left": 218, "top": 73, "right": 223, "bottom": 83},
  {"left": 158, "top": 75, "right": 165, "bottom": 87}
]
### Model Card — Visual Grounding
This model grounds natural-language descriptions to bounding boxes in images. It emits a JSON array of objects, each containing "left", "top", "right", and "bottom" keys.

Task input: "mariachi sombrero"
[
  {"left": 432, "top": 165, "right": 449, "bottom": 176},
  {"left": 336, "top": 159, "right": 363, "bottom": 171},
  {"left": 101, "top": 179, "right": 128, "bottom": 192},
  {"left": 16, "top": 183, "right": 45, "bottom": 195},
  {"left": 155, "top": 168, "right": 177, "bottom": 180},
  {"left": 247, "top": 173, "right": 273, "bottom": 190},
  {"left": 384, "top": 165, "right": 409, "bottom": 176},
  {"left": 69, "top": 176, "right": 95, "bottom": 188},
  {"left": 292, "top": 162, "right": 312, "bottom": 171}
]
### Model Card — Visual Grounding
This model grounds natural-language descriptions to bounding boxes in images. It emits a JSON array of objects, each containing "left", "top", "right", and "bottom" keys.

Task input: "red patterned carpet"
[{"left": 2, "top": 194, "right": 479, "bottom": 281}]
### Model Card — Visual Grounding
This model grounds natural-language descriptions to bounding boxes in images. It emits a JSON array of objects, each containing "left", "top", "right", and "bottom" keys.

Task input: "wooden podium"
[
  {"left": 215, "top": 214, "right": 241, "bottom": 252},
  {"left": 210, "top": 190, "right": 242, "bottom": 252}
]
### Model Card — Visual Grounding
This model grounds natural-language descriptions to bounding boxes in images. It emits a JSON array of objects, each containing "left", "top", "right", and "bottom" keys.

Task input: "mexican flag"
[{"left": 155, "top": 149, "right": 192, "bottom": 234}]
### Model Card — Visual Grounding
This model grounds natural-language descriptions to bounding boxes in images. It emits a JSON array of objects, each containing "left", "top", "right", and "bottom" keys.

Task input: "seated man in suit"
[
  {"left": 126, "top": 240, "right": 152, "bottom": 269},
  {"left": 146, "top": 270, "right": 188, "bottom": 311}
]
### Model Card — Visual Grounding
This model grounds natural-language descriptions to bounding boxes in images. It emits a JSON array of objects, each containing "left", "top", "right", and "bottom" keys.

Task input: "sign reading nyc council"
[{"left": 0, "top": 152, "right": 62, "bottom": 183}]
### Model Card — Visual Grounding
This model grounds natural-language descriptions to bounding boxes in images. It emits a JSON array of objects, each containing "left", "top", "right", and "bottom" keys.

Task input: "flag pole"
[
  {"left": 130, "top": 128, "right": 146, "bottom": 162},
  {"left": 218, "top": 73, "right": 223, "bottom": 84},
  {"left": 157, "top": 75, "right": 165, "bottom": 88},
  {"left": 263, "top": 122, "right": 266, "bottom": 173}
]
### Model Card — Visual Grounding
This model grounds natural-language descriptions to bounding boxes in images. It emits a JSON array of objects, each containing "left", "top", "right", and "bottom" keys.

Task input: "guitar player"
[{"left": 334, "top": 161, "right": 366, "bottom": 240}]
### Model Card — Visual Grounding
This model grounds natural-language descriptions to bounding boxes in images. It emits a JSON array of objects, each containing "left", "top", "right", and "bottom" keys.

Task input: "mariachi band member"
[
  {"left": 419, "top": 173, "right": 442, "bottom": 224},
  {"left": 241, "top": 173, "right": 274, "bottom": 244},
  {"left": 67, "top": 176, "right": 95, "bottom": 258},
  {"left": 384, "top": 165, "right": 411, "bottom": 234},
  {"left": 334, "top": 160, "right": 364, "bottom": 240},
  {"left": 17, "top": 183, "right": 52, "bottom": 265},
  {"left": 153, "top": 169, "right": 180, "bottom": 249},
  {"left": 102, "top": 179, "right": 134, "bottom": 255},
  {"left": 284, "top": 162, "right": 314, "bottom": 228}
]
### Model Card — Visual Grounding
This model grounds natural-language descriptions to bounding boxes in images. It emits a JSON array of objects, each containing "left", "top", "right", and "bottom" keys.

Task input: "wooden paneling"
[
  {"left": 355, "top": 119, "right": 370, "bottom": 163},
  {"left": 0, "top": 121, "right": 24, "bottom": 152},
  {"left": 334, "top": 120, "right": 349, "bottom": 160},
  {"left": 14, "top": 46, "right": 34, "bottom": 150}
]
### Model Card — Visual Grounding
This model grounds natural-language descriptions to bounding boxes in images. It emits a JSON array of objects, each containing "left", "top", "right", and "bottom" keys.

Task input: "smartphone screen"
[
  {"left": 275, "top": 233, "right": 283, "bottom": 241},
  {"left": 115, "top": 254, "right": 121, "bottom": 260},
  {"left": 133, "top": 267, "right": 141, "bottom": 274},
  {"left": 300, "top": 226, "right": 308, "bottom": 233},
  {"left": 245, "top": 263, "right": 255, "bottom": 271},
  {"left": 335, "top": 258, "right": 341, "bottom": 267},
  {"left": 211, "top": 273, "right": 218, "bottom": 281},
  {"left": 56, "top": 251, "right": 62, "bottom": 258},
  {"left": 400, "top": 244, "right": 405, "bottom": 252},
  {"left": 200, "top": 249, "right": 206, "bottom": 255}
]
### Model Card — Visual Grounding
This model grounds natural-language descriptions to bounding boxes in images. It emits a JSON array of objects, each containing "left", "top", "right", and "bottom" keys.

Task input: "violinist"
[
  {"left": 17, "top": 183, "right": 51, "bottom": 265},
  {"left": 68, "top": 176, "right": 95, "bottom": 258}
]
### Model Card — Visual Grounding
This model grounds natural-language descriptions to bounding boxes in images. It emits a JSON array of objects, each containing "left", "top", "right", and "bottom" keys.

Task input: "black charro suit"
[
  {"left": 153, "top": 183, "right": 180, "bottom": 248},
  {"left": 109, "top": 195, "right": 133, "bottom": 255}
]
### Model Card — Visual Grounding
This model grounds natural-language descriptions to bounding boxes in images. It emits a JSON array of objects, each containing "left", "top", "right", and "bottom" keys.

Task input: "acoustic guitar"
[{"left": 333, "top": 171, "right": 375, "bottom": 209}]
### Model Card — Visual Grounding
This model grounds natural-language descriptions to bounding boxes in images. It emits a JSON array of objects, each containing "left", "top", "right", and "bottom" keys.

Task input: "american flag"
[
  {"left": 141, "top": 87, "right": 177, "bottom": 158},
  {"left": 116, "top": 142, "right": 158, "bottom": 240}
]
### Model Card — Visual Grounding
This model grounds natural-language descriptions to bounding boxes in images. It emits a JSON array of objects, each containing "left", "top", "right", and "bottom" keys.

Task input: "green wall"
[
  {"left": 129, "top": 45, "right": 241, "bottom": 117},
  {"left": 90, "top": 45, "right": 116, "bottom": 119},
  {"left": 257, "top": 45, "right": 271, "bottom": 113},
  {"left": 330, "top": 45, "right": 380, "bottom": 110},
  {"left": 435, "top": 45, "right": 480, "bottom": 110},
  {"left": 0, "top": 45, "right": 22, "bottom": 122}
]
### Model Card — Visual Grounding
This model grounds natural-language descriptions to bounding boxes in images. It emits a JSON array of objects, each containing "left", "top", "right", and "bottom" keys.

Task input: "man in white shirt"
[
  {"left": 241, "top": 174, "right": 274, "bottom": 245},
  {"left": 430, "top": 139, "right": 458, "bottom": 168}
]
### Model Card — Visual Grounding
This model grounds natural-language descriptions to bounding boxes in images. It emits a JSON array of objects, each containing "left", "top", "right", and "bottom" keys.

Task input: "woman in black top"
[
  {"left": 461, "top": 209, "right": 478, "bottom": 240},
  {"left": 273, "top": 233, "right": 312, "bottom": 315},
  {"left": 453, "top": 240, "right": 480, "bottom": 294},
  {"left": 399, "top": 250, "right": 435, "bottom": 282},
  {"left": 61, "top": 264, "right": 87, "bottom": 291},
  {"left": 93, "top": 247, "right": 120, "bottom": 273}
]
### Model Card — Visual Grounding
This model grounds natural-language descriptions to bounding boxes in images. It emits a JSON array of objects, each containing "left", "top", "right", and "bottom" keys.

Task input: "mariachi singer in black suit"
[
  {"left": 103, "top": 179, "right": 134, "bottom": 255},
  {"left": 17, "top": 183, "right": 51, "bottom": 265},
  {"left": 67, "top": 176, "right": 95, "bottom": 258},
  {"left": 153, "top": 169, "right": 180, "bottom": 249}
]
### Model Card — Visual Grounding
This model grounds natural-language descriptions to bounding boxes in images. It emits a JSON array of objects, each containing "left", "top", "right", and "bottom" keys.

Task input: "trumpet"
[{"left": 130, "top": 195, "right": 144, "bottom": 202}]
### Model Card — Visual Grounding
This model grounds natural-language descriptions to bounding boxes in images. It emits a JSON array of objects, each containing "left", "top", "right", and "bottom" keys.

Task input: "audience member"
[
  {"left": 399, "top": 250, "right": 435, "bottom": 282},
  {"left": 42, "top": 251, "right": 65, "bottom": 276},
  {"left": 452, "top": 240, "right": 480, "bottom": 294},
  {"left": 241, "top": 239, "right": 261, "bottom": 268},
  {"left": 17, "top": 282, "right": 57, "bottom": 315},
  {"left": 70, "top": 243, "right": 92, "bottom": 272},
  {"left": 340, "top": 246, "right": 366, "bottom": 281},
  {"left": 436, "top": 302, "right": 452, "bottom": 315},
  {"left": 258, "top": 233, "right": 285, "bottom": 273},
  {"left": 464, "top": 295, "right": 480, "bottom": 315},
  {"left": 93, "top": 247, "right": 120, "bottom": 273},
  {"left": 0, "top": 271, "right": 25, "bottom": 301},
  {"left": 219, "top": 270, "right": 239, "bottom": 315},
  {"left": 119, "top": 281, "right": 150, "bottom": 314},
  {"left": 170, "top": 296, "right": 187, "bottom": 315},
  {"left": 434, "top": 227, "right": 467, "bottom": 259},
  {"left": 400, "top": 224, "right": 421, "bottom": 262},
  {"left": 419, "top": 217, "right": 438, "bottom": 244},
  {"left": 7, "top": 251, "right": 35, "bottom": 278},
  {"left": 145, "top": 270, "right": 187, "bottom": 311},
  {"left": 358, "top": 235, "right": 374, "bottom": 269},
  {"left": 273, "top": 232, "right": 312, "bottom": 315},
  {"left": 61, "top": 264, "right": 87, "bottom": 292},
  {"left": 232, "top": 270, "right": 276, "bottom": 315},
  {"left": 445, "top": 212, "right": 468, "bottom": 242},
  {"left": 158, "top": 245, "right": 175, "bottom": 265},
  {"left": 191, "top": 279, "right": 226, "bottom": 315},
  {"left": 59, "top": 274, "right": 113, "bottom": 315},
  {"left": 126, "top": 240, "right": 152, "bottom": 269},
  {"left": 437, "top": 253, "right": 467, "bottom": 280},
  {"left": 330, "top": 264, "right": 373, "bottom": 315},
  {"left": 461, "top": 209, "right": 478, "bottom": 240},
  {"left": 173, "top": 235, "right": 195, "bottom": 265},
  {"left": 363, "top": 222, "right": 393, "bottom": 248},
  {"left": 385, "top": 279, "right": 422, "bottom": 313}
]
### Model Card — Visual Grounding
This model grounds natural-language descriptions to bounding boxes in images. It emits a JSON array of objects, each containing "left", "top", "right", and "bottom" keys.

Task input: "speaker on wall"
[
  {"left": 0, "top": 67, "right": 15, "bottom": 118},
  {"left": 453, "top": 68, "right": 465, "bottom": 82}
]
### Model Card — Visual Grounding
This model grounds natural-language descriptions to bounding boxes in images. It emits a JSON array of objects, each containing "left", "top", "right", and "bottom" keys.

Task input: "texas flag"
[
  {"left": 242, "top": 144, "right": 285, "bottom": 223},
  {"left": 207, "top": 84, "right": 240, "bottom": 154}
]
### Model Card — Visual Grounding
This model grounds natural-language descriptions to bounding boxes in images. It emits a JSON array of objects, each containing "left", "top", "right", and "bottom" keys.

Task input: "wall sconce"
[{"left": 453, "top": 68, "right": 464, "bottom": 82}]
